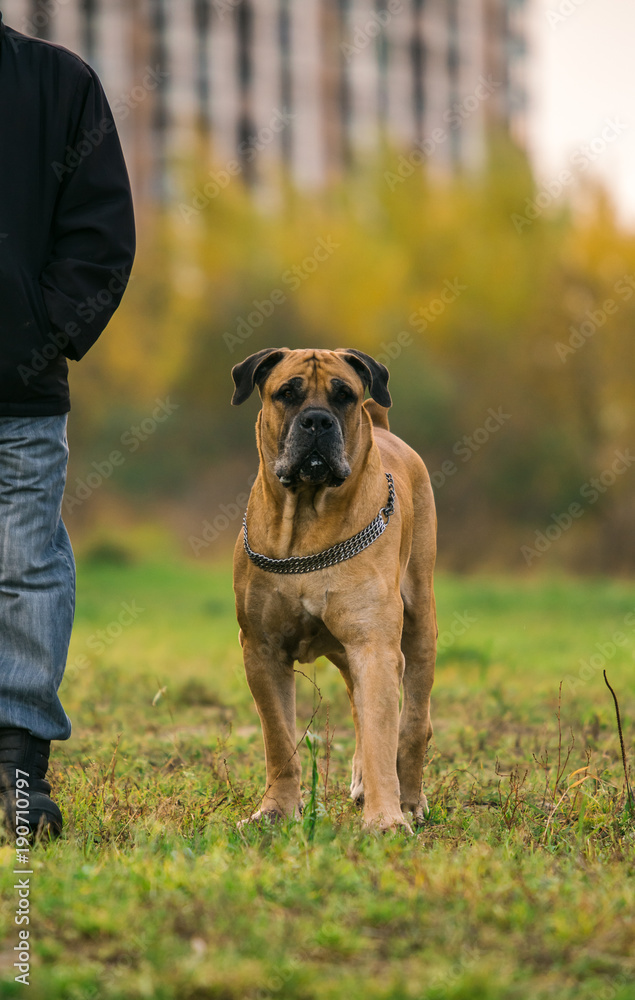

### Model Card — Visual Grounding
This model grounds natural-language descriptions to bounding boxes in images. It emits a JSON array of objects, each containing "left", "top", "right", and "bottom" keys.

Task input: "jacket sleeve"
[{"left": 39, "top": 64, "right": 136, "bottom": 361}]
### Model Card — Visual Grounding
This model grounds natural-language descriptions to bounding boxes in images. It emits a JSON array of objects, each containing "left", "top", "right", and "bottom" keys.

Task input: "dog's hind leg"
[
  {"left": 328, "top": 651, "right": 364, "bottom": 805},
  {"left": 397, "top": 587, "right": 436, "bottom": 824}
]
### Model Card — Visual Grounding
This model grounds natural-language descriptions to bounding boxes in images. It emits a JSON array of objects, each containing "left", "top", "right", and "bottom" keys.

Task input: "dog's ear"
[
  {"left": 338, "top": 349, "right": 392, "bottom": 408},
  {"left": 231, "top": 349, "right": 288, "bottom": 405}
]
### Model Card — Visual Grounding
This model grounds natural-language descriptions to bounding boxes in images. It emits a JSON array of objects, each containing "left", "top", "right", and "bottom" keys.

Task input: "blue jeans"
[{"left": 0, "top": 415, "right": 74, "bottom": 741}]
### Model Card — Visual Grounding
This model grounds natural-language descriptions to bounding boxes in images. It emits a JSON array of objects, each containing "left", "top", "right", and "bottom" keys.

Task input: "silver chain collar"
[{"left": 243, "top": 473, "right": 395, "bottom": 575}]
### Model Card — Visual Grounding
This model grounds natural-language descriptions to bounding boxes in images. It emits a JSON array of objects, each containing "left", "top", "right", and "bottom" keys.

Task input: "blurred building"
[{"left": 2, "top": 0, "right": 529, "bottom": 203}]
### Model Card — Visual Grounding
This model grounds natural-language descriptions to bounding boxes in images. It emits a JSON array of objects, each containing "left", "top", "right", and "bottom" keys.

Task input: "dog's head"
[{"left": 231, "top": 348, "right": 391, "bottom": 489}]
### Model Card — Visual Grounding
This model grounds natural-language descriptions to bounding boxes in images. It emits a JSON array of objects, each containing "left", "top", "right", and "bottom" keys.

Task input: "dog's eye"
[
  {"left": 333, "top": 385, "right": 354, "bottom": 404},
  {"left": 275, "top": 385, "right": 296, "bottom": 403}
]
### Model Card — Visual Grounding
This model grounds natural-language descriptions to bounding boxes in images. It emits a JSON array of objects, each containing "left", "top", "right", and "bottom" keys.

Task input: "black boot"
[{"left": 0, "top": 728, "right": 63, "bottom": 841}]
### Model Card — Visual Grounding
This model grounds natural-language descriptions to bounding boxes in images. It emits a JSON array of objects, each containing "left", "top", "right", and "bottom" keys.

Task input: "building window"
[
  {"left": 150, "top": 0, "right": 170, "bottom": 201},
  {"left": 194, "top": 0, "right": 211, "bottom": 132},
  {"left": 237, "top": 0, "right": 252, "bottom": 88},
  {"left": 412, "top": 0, "right": 425, "bottom": 142},
  {"left": 339, "top": 0, "right": 351, "bottom": 168},
  {"left": 279, "top": 0, "right": 292, "bottom": 167},
  {"left": 80, "top": 0, "right": 98, "bottom": 64},
  {"left": 377, "top": 25, "right": 388, "bottom": 129},
  {"left": 236, "top": 1, "right": 255, "bottom": 180},
  {"left": 447, "top": 0, "right": 460, "bottom": 165},
  {"left": 29, "top": 0, "right": 52, "bottom": 39}
]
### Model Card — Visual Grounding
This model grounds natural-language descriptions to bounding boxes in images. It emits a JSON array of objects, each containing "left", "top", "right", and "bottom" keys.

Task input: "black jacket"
[{"left": 0, "top": 12, "right": 135, "bottom": 415}]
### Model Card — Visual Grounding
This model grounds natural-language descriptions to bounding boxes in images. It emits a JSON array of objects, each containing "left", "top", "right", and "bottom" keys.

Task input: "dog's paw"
[
  {"left": 350, "top": 786, "right": 364, "bottom": 807},
  {"left": 238, "top": 803, "right": 301, "bottom": 828},
  {"left": 363, "top": 810, "right": 413, "bottom": 835},
  {"left": 402, "top": 794, "right": 430, "bottom": 827},
  {"left": 350, "top": 773, "right": 364, "bottom": 805},
  {"left": 238, "top": 809, "right": 283, "bottom": 828}
]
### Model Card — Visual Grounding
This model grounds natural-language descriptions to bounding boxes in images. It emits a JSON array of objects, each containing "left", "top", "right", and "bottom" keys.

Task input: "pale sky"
[{"left": 528, "top": 0, "right": 635, "bottom": 228}]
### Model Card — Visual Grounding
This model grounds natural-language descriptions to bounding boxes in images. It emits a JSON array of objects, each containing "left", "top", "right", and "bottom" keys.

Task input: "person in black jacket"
[{"left": 0, "top": 11, "right": 135, "bottom": 839}]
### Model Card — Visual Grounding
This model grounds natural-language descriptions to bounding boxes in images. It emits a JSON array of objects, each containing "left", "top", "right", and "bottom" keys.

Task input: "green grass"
[{"left": 1, "top": 556, "right": 634, "bottom": 999}]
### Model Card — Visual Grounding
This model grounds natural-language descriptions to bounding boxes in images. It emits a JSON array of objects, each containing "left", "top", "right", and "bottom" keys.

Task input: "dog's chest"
[
  {"left": 298, "top": 591, "right": 326, "bottom": 619},
  {"left": 256, "top": 585, "right": 343, "bottom": 664}
]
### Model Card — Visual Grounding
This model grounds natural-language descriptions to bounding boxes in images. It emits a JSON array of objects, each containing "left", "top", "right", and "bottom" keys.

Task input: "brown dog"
[{"left": 231, "top": 348, "right": 437, "bottom": 832}]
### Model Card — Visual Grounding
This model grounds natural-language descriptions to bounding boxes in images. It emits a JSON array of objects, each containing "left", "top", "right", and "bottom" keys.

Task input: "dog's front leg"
[
  {"left": 242, "top": 638, "right": 302, "bottom": 822},
  {"left": 346, "top": 639, "right": 412, "bottom": 833}
]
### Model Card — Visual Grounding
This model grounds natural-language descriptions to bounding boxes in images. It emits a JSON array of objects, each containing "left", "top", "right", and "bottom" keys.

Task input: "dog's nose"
[{"left": 299, "top": 409, "right": 334, "bottom": 433}]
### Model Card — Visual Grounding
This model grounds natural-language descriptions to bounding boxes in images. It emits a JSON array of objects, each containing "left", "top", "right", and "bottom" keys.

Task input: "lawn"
[{"left": 1, "top": 552, "right": 634, "bottom": 999}]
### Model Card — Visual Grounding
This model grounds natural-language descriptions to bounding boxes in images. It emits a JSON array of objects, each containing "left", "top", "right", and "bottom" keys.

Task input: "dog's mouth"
[
  {"left": 299, "top": 451, "right": 331, "bottom": 482},
  {"left": 276, "top": 449, "right": 350, "bottom": 489}
]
